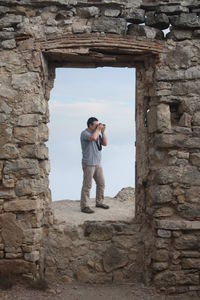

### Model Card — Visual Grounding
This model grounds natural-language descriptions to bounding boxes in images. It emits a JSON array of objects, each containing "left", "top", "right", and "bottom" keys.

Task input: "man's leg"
[
  {"left": 93, "top": 164, "right": 105, "bottom": 205},
  {"left": 80, "top": 163, "right": 95, "bottom": 210}
]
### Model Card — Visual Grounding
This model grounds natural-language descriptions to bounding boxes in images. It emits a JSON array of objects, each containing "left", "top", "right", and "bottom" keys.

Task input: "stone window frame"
[{"left": 38, "top": 33, "right": 163, "bottom": 222}]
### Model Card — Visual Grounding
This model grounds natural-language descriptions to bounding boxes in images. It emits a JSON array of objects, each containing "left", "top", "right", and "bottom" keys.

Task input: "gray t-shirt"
[{"left": 80, "top": 128, "right": 102, "bottom": 166}]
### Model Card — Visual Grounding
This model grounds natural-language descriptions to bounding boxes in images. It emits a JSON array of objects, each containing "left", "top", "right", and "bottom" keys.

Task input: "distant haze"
[{"left": 46, "top": 67, "right": 136, "bottom": 201}]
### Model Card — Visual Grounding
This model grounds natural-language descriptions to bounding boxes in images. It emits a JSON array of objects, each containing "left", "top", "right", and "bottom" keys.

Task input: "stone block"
[
  {"left": 170, "top": 13, "right": 200, "bottom": 29},
  {"left": 177, "top": 203, "right": 200, "bottom": 220},
  {"left": 156, "top": 219, "right": 200, "bottom": 231},
  {"left": 24, "top": 250, "right": 40, "bottom": 262},
  {"left": 154, "top": 270, "right": 199, "bottom": 287},
  {"left": 182, "top": 258, "right": 200, "bottom": 269},
  {"left": 0, "top": 14, "right": 23, "bottom": 29},
  {"left": 84, "top": 222, "right": 113, "bottom": 241},
  {"left": 145, "top": 12, "right": 169, "bottom": 30},
  {"left": 122, "top": 8, "right": 145, "bottom": 23},
  {"left": 11, "top": 72, "right": 40, "bottom": 92},
  {"left": 104, "top": 8, "right": 121, "bottom": 17},
  {"left": 167, "top": 28, "right": 193, "bottom": 40},
  {"left": 179, "top": 113, "right": 192, "bottom": 127},
  {"left": 77, "top": 6, "right": 100, "bottom": 18},
  {"left": 127, "top": 24, "right": 164, "bottom": 39},
  {"left": 4, "top": 159, "right": 39, "bottom": 176},
  {"left": 147, "top": 104, "right": 171, "bottom": 133},
  {"left": 157, "top": 5, "right": 189, "bottom": 15},
  {"left": 153, "top": 249, "right": 169, "bottom": 262},
  {"left": 4, "top": 199, "right": 41, "bottom": 212},
  {"left": 17, "top": 114, "right": 39, "bottom": 127},
  {"left": 157, "top": 230, "right": 171, "bottom": 238},
  {"left": 0, "top": 144, "right": 19, "bottom": 159},
  {"left": 155, "top": 165, "right": 200, "bottom": 185},
  {"left": 103, "top": 245, "right": 128, "bottom": 272},
  {"left": 20, "top": 144, "right": 48, "bottom": 159},
  {"left": 1, "top": 39, "right": 16, "bottom": 49},
  {"left": 91, "top": 17, "right": 126, "bottom": 34},
  {"left": 15, "top": 178, "right": 48, "bottom": 196},
  {"left": 14, "top": 127, "right": 38, "bottom": 144},
  {"left": 148, "top": 185, "right": 173, "bottom": 204},
  {"left": 0, "top": 213, "right": 23, "bottom": 247}
]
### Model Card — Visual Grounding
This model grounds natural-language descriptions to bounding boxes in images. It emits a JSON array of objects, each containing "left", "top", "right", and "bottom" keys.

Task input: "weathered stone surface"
[
  {"left": 166, "top": 29, "right": 193, "bottom": 40},
  {"left": 104, "top": 8, "right": 120, "bottom": 17},
  {"left": 158, "top": 5, "right": 189, "bottom": 15},
  {"left": 15, "top": 178, "right": 48, "bottom": 196},
  {"left": 145, "top": 12, "right": 169, "bottom": 30},
  {"left": 0, "top": 124, "right": 12, "bottom": 145},
  {"left": 155, "top": 165, "right": 200, "bottom": 185},
  {"left": 24, "top": 250, "right": 40, "bottom": 262},
  {"left": 0, "top": 213, "right": 23, "bottom": 247},
  {"left": 122, "top": 8, "right": 145, "bottom": 23},
  {"left": 4, "top": 199, "right": 41, "bottom": 212},
  {"left": 0, "top": 14, "right": 23, "bottom": 29},
  {"left": 156, "top": 220, "right": 200, "bottom": 231},
  {"left": 177, "top": 203, "right": 200, "bottom": 220},
  {"left": 175, "top": 235, "right": 200, "bottom": 251},
  {"left": 153, "top": 249, "right": 169, "bottom": 262},
  {"left": 193, "top": 111, "right": 200, "bottom": 126},
  {"left": 11, "top": 72, "right": 40, "bottom": 92},
  {"left": 84, "top": 222, "right": 113, "bottom": 241},
  {"left": 14, "top": 127, "right": 38, "bottom": 144},
  {"left": 1, "top": 39, "right": 16, "bottom": 49},
  {"left": 127, "top": 24, "right": 164, "bottom": 39},
  {"left": 170, "top": 13, "right": 200, "bottom": 29},
  {"left": 103, "top": 246, "right": 128, "bottom": 272},
  {"left": 179, "top": 113, "right": 191, "bottom": 127},
  {"left": 185, "top": 186, "right": 200, "bottom": 203},
  {"left": 157, "top": 229, "right": 171, "bottom": 238},
  {"left": 17, "top": 114, "right": 39, "bottom": 127},
  {"left": 147, "top": 104, "right": 171, "bottom": 133},
  {"left": 3, "top": 159, "right": 39, "bottom": 176},
  {"left": 154, "top": 270, "right": 199, "bottom": 286},
  {"left": 0, "top": 259, "right": 37, "bottom": 274},
  {"left": 0, "top": 188, "right": 15, "bottom": 199},
  {"left": 182, "top": 258, "right": 200, "bottom": 269},
  {"left": 149, "top": 185, "right": 173, "bottom": 204},
  {"left": 91, "top": 17, "right": 126, "bottom": 34},
  {"left": 0, "top": 144, "right": 19, "bottom": 159},
  {"left": 155, "top": 133, "right": 200, "bottom": 149},
  {"left": 153, "top": 262, "right": 168, "bottom": 271},
  {"left": 77, "top": 6, "right": 100, "bottom": 18},
  {"left": 20, "top": 144, "right": 48, "bottom": 159}
]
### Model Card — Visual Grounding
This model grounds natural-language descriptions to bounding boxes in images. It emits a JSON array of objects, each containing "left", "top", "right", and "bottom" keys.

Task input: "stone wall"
[
  {"left": 1, "top": 0, "right": 200, "bottom": 295},
  {"left": 45, "top": 218, "right": 144, "bottom": 284}
]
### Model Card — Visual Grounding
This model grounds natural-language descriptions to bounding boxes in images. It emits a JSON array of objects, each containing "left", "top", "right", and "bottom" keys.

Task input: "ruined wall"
[{"left": 1, "top": 0, "right": 200, "bottom": 294}]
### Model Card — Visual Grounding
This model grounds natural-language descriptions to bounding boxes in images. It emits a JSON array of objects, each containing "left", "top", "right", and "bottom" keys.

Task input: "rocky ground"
[
  {"left": 52, "top": 187, "right": 135, "bottom": 226},
  {"left": 0, "top": 280, "right": 199, "bottom": 300}
]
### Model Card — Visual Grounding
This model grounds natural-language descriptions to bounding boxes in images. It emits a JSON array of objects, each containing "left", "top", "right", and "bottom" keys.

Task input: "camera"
[{"left": 99, "top": 123, "right": 106, "bottom": 127}]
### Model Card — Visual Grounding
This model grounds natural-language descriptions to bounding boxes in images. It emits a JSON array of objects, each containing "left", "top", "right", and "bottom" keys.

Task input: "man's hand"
[
  {"left": 101, "top": 125, "right": 106, "bottom": 134},
  {"left": 98, "top": 124, "right": 104, "bottom": 131}
]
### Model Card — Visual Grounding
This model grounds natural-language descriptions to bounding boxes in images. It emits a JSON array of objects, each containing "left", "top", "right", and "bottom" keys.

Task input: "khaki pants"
[{"left": 80, "top": 162, "right": 105, "bottom": 209}]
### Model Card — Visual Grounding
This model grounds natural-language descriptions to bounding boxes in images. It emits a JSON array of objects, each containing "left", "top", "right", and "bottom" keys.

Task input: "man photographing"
[{"left": 80, "top": 117, "right": 109, "bottom": 213}]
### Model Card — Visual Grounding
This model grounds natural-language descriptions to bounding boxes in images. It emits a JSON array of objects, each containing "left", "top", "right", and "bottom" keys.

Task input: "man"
[{"left": 80, "top": 117, "right": 109, "bottom": 213}]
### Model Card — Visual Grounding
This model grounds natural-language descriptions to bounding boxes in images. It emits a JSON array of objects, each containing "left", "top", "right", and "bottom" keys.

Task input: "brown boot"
[
  {"left": 96, "top": 203, "right": 109, "bottom": 209},
  {"left": 81, "top": 206, "right": 95, "bottom": 213}
]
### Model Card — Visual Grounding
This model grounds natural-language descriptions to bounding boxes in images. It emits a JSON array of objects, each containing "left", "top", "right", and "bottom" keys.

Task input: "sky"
[{"left": 46, "top": 67, "right": 136, "bottom": 201}]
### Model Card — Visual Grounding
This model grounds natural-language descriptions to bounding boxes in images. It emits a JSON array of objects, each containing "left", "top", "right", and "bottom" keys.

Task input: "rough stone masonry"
[{"left": 1, "top": 0, "right": 200, "bottom": 295}]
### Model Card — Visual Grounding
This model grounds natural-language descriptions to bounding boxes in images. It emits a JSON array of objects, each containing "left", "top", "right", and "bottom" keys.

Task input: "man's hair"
[{"left": 87, "top": 117, "right": 98, "bottom": 128}]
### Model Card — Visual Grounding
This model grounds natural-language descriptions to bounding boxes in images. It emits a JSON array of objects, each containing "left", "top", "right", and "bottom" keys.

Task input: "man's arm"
[
  {"left": 88, "top": 126, "right": 101, "bottom": 141},
  {"left": 101, "top": 131, "right": 107, "bottom": 146}
]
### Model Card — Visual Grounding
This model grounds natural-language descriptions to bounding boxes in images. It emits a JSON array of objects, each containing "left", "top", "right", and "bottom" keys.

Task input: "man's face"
[{"left": 89, "top": 121, "right": 99, "bottom": 131}]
